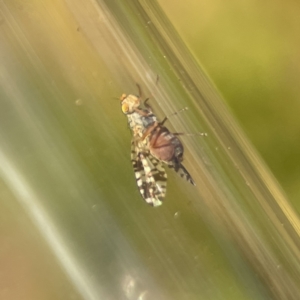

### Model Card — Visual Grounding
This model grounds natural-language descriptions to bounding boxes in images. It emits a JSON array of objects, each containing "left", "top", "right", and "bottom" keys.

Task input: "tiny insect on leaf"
[{"left": 120, "top": 85, "right": 197, "bottom": 206}]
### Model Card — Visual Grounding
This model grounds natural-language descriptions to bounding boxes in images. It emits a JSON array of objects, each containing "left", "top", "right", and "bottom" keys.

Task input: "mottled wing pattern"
[{"left": 131, "top": 140, "right": 167, "bottom": 207}]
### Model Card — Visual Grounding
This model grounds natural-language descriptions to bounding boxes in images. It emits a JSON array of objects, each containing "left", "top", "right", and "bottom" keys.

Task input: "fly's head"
[{"left": 120, "top": 94, "right": 141, "bottom": 115}]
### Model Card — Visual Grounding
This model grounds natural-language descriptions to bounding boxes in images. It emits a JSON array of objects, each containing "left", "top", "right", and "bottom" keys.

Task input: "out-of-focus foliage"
[
  {"left": 1, "top": 0, "right": 300, "bottom": 299},
  {"left": 159, "top": 0, "right": 300, "bottom": 212}
]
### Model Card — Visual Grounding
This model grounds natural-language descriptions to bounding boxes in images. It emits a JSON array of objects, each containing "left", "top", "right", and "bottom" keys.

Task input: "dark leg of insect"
[
  {"left": 159, "top": 107, "right": 189, "bottom": 125},
  {"left": 135, "top": 85, "right": 153, "bottom": 112},
  {"left": 134, "top": 84, "right": 152, "bottom": 116},
  {"left": 144, "top": 100, "right": 206, "bottom": 137},
  {"left": 173, "top": 132, "right": 207, "bottom": 137},
  {"left": 137, "top": 77, "right": 205, "bottom": 135},
  {"left": 155, "top": 75, "right": 160, "bottom": 85},
  {"left": 136, "top": 83, "right": 142, "bottom": 98},
  {"left": 144, "top": 98, "right": 152, "bottom": 110}
]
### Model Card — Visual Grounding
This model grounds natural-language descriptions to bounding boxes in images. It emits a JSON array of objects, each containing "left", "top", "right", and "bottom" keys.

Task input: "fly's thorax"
[
  {"left": 127, "top": 110, "right": 157, "bottom": 132},
  {"left": 141, "top": 112, "right": 157, "bottom": 128},
  {"left": 120, "top": 94, "right": 140, "bottom": 114},
  {"left": 127, "top": 111, "right": 144, "bottom": 131}
]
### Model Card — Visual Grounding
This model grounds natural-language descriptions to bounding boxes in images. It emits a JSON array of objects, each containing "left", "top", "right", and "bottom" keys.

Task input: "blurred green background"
[
  {"left": 159, "top": 0, "right": 300, "bottom": 213},
  {"left": 1, "top": 1, "right": 300, "bottom": 299}
]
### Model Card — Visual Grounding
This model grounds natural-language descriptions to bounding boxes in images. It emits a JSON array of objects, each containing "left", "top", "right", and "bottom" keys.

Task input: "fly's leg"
[
  {"left": 135, "top": 83, "right": 153, "bottom": 112},
  {"left": 136, "top": 83, "right": 142, "bottom": 98},
  {"left": 144, "top": 98, "right": 152, "bottom": 111},
  {"left": 173, "top": 132, "right": 207, "bottom": 137},
  {"left": 160, "top": 107, "right": 189, "bottom": 125}
]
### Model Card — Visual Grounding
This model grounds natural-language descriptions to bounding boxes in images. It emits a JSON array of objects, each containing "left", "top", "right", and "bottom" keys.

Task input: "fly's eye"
[
  {"left": 120, "top": 94, "right": 127, "bottom": 101},
  {"left": 122, "top": 103, "right": 129, "bottom": 114}
]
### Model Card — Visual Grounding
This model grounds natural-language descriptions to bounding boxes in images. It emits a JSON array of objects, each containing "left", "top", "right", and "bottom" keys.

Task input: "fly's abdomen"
[{"left": 149, "top": 126, "right": 184, "bottom": 163}]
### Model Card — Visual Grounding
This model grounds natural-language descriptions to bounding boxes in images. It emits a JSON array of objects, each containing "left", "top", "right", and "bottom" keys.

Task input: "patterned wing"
[{"left": 131, "top": 140, "right": 167, "bottom": 206}]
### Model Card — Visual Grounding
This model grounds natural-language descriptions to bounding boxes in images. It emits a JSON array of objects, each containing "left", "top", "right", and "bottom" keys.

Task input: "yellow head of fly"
[{"left": 120, "top": 94, "right": 141, "bottom": 114}]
